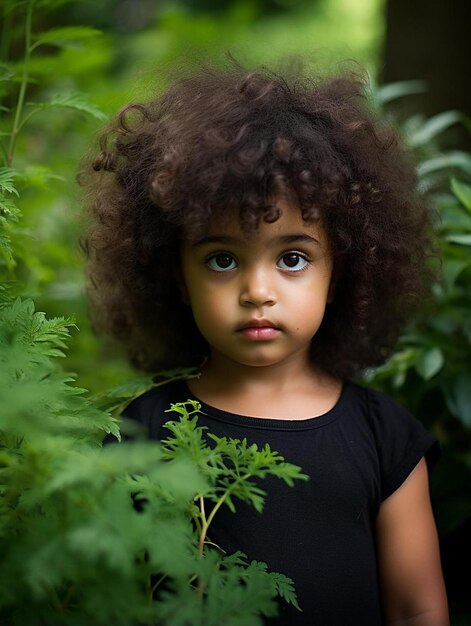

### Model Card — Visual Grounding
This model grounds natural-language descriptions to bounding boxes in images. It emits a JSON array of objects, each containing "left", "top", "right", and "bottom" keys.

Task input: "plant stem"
[
  {"left": 197, "top": 495, "right": 208, "bottom": 557},
  {"left": 16, "top": 108, "right": 41, "bottom": 134},
  {"left": 7, "top": 0, "right": 34, "bottom": 166},
  {"left": 150, "top": 574, "right": 167, "bottom": 598},
  {"left": 198, "top": 472, "right": 252, "bottom": 557}
]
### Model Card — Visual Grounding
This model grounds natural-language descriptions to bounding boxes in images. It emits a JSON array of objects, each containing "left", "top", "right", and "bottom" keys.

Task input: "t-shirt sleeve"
[{"left": 367, "top": 389, "right": 441, "bottom": 501}]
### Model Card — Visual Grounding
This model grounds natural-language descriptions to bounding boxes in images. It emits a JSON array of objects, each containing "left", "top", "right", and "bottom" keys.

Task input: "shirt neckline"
[{"left": 177, "top": 379, "right": 350, "bottom": 431}]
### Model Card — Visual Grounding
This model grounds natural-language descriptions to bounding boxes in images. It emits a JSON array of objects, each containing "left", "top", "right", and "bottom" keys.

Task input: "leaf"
[
  {"left": 92, "top": 367, "right": 200, "bottom": 413},
  {"left": 26, "top": 93, "right": 108, "bottom": 121},
  {"left": 33, "top": 26, "right": 102, "bottom": 49},
  {"left": 1, "top": 298, "right": 76, "bottom": 355},
  {"left": 415, "top": 348, "right": 444, "bottom": 380},
  {"left": 44, "top": 443, "right": 164, "bottom": 493},
  {"left": 199, "top": 551, "right": 280, "bottom": 624},
  {"left": 0, "top": 195, "right": 21, "bottom": 221},
  {"left": 445, "top": 234, "right": 471, "bottom": 246},
  {"left": 0, "top": 298, "right": 121, "bottom": 440},
  {"left": 417, "top": 151, "right": 471, "bottom": 178},
  {"left": 376, "top": 80, "right": 427, "bottom": 106},
  {"left": 443, "top": 372, "right": 471, "bottom": 427},
  {"left": 268, "top": 570, "right": 301, "bottom": 611},
  {"left": 0, "top": 236, "right": 15, "bottom": 269},
  {"left": 15, "top": 165, "right": 65, "bottom": 187},
  {"left": 97, "top": 376, "right": 157, "bottom": 401},
  {"left": 441, "top": 257, "right": 470, "bottom": 292},
  {"left": 0, "top": 62, "right": 14, "bottom": 82},
  {"left": 0, "top": 168, "right": 19, "bottom": 196},
  {"left": 408, "top": 111, "right": 462, "bottom": 147},
  {"left": 451, "top": 178, "right": 471, "bottom": 210}
]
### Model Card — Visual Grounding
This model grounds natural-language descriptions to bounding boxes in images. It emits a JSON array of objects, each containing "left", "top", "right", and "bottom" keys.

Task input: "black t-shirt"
[{"left": 121, "top": 379, "right": 440, "bottom": 626}]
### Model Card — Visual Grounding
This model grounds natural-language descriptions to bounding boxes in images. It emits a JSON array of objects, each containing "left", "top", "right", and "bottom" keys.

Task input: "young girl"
[{"left": 82, "top": 62, "right": 449, "bottom": 625}]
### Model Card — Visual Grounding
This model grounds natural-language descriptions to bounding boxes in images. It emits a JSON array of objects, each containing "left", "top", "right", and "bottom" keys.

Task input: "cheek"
[
  {"left": 197, "top": 287, "right": 231, "bottom": 320},
  {"left": 185, "top": 282, "right": 225, "bottom": 322}
]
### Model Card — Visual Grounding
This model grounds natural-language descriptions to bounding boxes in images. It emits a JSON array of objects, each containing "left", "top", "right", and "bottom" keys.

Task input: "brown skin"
[{"left": 376, "top": 458, "right": 449, "bottom": 625}]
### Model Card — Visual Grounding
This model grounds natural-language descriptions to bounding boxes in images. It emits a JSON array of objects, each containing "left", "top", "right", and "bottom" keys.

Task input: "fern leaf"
[
  {"left": 33, "top": 26, "right": 102, "bottom": 49},
  {"left": 26, "top": 93, "right": 108, "bottom": 121},
  {"left": 0, "top": 195, "right": 20, "bottom": 219},
  {"left": 268, "top": 571, "right": 301, "bottom": 611},
  {"left": 0, "top": 168, "right": 19, "bottom": 196}
]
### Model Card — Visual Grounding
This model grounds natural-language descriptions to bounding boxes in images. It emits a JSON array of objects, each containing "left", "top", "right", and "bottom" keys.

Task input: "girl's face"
[{"left": 180, "top": 199, "right": 333, "bottom": 372}]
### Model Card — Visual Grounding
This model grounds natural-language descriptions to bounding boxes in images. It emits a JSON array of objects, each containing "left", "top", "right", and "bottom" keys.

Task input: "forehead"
[{"left": 184, "top": 198, "right": 328, "bottom": 245}]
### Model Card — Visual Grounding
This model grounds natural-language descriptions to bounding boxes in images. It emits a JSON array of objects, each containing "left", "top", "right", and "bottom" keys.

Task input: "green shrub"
[{"left": 0, "top": 304, "right": 304, "bottom": 624}]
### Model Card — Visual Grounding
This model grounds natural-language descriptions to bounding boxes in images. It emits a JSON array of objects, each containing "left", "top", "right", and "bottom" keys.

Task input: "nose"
[{"left": 239, "top": 266, "right": 277, "bottom": 307}]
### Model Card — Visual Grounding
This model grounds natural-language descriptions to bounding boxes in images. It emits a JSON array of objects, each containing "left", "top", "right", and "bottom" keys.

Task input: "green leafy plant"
[
  {"left": 0, "top": 0, "right": 106, "bottom": 290},
  {"left": 160, "top": 401, "right": 307, "bottom": 559},
  {"left": 0, "top": 301, "right": 306, "bottom": 624},
  {"left": 365, "top": 171, "right": 471, "bottom": 540},
  {"left": 367, "top": 82, "right": 471, "bottom": 581}
]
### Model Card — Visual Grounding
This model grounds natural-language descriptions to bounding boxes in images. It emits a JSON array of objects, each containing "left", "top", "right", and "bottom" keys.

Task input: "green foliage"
[
  {"left": 0, "top": 0, "right": 108, "bottom": 291},
  {"left": 365, "top": 80, "right": 471, "bottom": 538},
  {"left": 0, "top": 166, "right": 21, "bottom": 268},
  {"left": 91, "top": 366, "right": 202, "bottom": 414},
  {"left": 0, "top": 330, "right": 305, "bottom": 623},
  {"left": 161, "top": 403, "right": 307, "bottom": 536},
  {"left": 32, "top": 25, "right": 102, "bottom": 49},
  {"left": 0, "top": 297, "right": 119, "bottom": 441},
  {"left": 0, "top": 0, "right": 131, "bottom": 389},
  {"left": 25, "top": 92, "right": 108, "bottom": 121}
]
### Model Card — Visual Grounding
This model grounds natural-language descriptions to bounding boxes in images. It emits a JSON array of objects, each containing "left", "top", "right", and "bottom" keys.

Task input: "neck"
[
  {"left": 195, "top": 350, "right": 325, "bottom": 395},
  {"left": 187, "top": 351, "right": 342, "bottom": 420}
]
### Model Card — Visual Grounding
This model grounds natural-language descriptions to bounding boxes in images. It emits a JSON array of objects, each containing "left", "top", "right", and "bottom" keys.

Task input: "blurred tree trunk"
[{"left": 381, "top": 0, "right": 470, "bottom": 147}]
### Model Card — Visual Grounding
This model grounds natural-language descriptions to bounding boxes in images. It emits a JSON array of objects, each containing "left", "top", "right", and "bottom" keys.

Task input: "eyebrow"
[{"left": 192, "top": 234, "right": 321, "bottom": 247}]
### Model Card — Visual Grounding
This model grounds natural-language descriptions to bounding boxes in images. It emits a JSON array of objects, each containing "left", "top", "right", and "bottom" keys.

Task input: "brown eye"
[
  {"left": 207, "top": 253, "right": 237, "bottom": 272},
  {"left": 278, "top": 253, "right": 309, "bottom": 272}
]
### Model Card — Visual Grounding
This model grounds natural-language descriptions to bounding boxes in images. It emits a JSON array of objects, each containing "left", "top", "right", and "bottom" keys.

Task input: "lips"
[
  {"left": 238, "top": 319, "right": 281, "bottom": 340},
  {"left": 239, "top": 319, "right": 280, "bottom": 331}
]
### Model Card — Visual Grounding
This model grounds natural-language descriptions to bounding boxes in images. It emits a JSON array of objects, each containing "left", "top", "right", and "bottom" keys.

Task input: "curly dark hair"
[{"left": 80, "top": 61, "right": 436, "bottom": 380}]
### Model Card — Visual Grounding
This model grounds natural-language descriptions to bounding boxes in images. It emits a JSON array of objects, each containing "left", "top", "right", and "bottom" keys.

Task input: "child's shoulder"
[
  {"left": 345, "top": 382, "right": 441, "bottom": 496},
  {"left": 346, "top": 381, "right": 434, "bottom": 441},
  {"left": 339, "top": 380, "right": 393, "bottom": 412}
]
